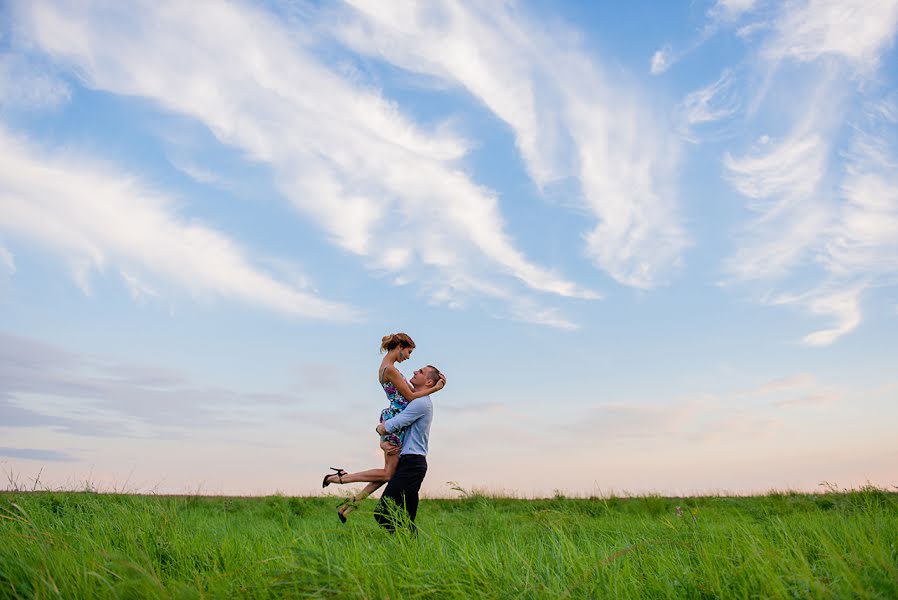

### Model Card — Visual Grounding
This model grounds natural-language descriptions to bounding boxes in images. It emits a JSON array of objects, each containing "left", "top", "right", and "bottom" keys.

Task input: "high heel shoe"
[
  {"left": 336, "top": 497, "right": 358, "bottom": 524},
  {"left": 322, "top": 467, "right": 347, "bottom": 488}
]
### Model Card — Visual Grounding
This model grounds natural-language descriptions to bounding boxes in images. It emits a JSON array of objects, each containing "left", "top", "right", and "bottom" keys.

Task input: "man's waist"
[{"left": 398, "top": 453, "right": 427, "bottom": 462}]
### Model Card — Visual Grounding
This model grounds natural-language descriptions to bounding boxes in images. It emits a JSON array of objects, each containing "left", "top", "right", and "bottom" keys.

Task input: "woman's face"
[{"left": 397, "top": 345, "right": 413, "bottom": 362}]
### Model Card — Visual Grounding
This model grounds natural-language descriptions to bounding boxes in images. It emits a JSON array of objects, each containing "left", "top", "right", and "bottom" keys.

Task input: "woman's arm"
[{"left": 384, "top": 365, "right": 444, "bottom": 401}]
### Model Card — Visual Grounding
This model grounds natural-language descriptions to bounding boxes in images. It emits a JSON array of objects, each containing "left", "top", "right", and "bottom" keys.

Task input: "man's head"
[{"left": 410, "top": 365, "right": 442, "bottom": 388}]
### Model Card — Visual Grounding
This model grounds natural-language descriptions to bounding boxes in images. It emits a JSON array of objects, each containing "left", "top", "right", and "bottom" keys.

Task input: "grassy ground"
[{"left": 1, "top": 486, "right": 896, "bottom": 598}]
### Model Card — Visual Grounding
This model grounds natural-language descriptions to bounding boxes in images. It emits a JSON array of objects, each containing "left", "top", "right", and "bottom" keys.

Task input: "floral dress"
[{"left": 379, "top": 372, "right": 409, "bottom": 447}]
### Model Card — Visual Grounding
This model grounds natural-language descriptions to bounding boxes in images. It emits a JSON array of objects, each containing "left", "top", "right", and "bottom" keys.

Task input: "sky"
[{"left": 1, "top": 0, "right": 897, "bottom": 498}]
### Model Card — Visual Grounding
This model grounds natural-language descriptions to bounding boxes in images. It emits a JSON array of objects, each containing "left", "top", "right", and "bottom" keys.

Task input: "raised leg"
[
  {"left": 325, "top": 442, "right": 400, "bottom": 485},
  {"left": 335, "top": 447, "right": 400, "bottom": 520}
]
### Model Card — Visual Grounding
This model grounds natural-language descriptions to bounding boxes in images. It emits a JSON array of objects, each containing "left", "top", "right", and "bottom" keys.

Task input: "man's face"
[{"left": 409, "top": 367, "right": 433, "bottom": 388}]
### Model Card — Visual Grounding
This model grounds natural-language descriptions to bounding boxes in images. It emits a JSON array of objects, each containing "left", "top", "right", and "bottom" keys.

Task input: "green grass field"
[{"left": 1, "top": 486, "right": 896, "bottom": 598}]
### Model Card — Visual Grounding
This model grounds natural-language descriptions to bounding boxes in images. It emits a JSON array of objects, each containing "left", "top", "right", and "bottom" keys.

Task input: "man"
[{"left": 374, "top": 364, "right": 444, "bottom": 531}]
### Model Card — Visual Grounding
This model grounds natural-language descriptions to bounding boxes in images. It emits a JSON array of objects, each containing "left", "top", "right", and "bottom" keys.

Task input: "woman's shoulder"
[{"left": 380, "top": 363, "right": 399, "bottom": 382}]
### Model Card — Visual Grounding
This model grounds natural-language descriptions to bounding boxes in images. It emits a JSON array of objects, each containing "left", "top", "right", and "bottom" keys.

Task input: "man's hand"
[{"left": 376, "top": 423, "right": 387, "bottom": 436}]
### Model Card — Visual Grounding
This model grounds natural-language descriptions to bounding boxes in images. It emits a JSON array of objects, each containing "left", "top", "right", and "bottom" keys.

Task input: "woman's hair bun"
[{"left": 380, "top": 332, "right": 416, "bottom": 353}]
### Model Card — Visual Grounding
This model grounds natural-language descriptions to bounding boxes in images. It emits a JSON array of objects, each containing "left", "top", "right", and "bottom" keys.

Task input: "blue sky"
[{"left": 1, "top": 0, "right": 897, "bottom": 497}]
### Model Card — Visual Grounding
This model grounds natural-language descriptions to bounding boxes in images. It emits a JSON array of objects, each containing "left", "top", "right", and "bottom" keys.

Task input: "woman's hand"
[
  {"left": 378, "top": 436, "right": 400, "bottom": 456},
  {"left": 383, "top": 442, "right": 400, "bottom": 456},
  {"left": 433, "top": 373, "right": 447, "bottom": 391}
]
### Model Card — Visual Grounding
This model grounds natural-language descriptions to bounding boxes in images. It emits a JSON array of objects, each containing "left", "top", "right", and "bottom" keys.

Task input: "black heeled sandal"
[
  {"left": 322, "top": 467, "right": 347, "bottom": 488},
  {"left": 336, "top": 497, "right": 358, "bottom": 524}
]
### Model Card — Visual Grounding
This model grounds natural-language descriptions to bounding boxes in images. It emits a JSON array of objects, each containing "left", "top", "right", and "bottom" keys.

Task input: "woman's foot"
[
  {"left": 337, "top": 498, "right": 357, "bottom": 523},
  {"left": 322, "top": 467, "right": 347, "bottom": 488}
]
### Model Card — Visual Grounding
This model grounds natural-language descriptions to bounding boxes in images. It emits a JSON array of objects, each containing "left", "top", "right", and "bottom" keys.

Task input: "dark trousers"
[{"left": 374, "top": 454, "right": 427, "bottom": 532}]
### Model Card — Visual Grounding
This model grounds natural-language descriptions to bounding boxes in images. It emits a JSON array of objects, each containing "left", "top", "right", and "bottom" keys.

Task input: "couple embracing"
[{"left": 322, "top": 332, "right": 446, "bottom": 531}]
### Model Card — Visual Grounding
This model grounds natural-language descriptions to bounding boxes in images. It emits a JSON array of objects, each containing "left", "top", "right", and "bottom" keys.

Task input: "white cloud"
[
  {"left": 679, "top": 69, "right": 741, "bottom": 126},
  {"left": 119, "top": 270, "right": 159, "bottom": 304},
  {"left": 724, "top": 132, "right": 827, "bottom": 201},
  {"left": 0, "top": 126, "right": 358, "bottom": 320},
  {"left": 334, "top": 0, "right": 688, "bottom": 290},
  {"left": 800, "top": 287, "right": 864, "bottom": 345},
  {"left": 714, "top": 1, "right": 898, "bottom": 345},
  {"left": 721, "top": 119, "right": 881, "bottom": 344},
  {"left": 769, "top": 285, "right": 866, "bottom": 346},
  {"left": 783, "top": 105, "right": 898, "bottom": 344},
  {"left": 676, "top": 68, "right": 742, "bottom": 140},
  {"left": 507, "top": 301, "right": 579, "bottom": 331},
  {"left": 710, "top": 0, "right": 759, "bottom": 20},
  {"left": 0, "top": 243, "right": 14, "bottom": 276},
  {"left": 763, "top": 0, "right": 898, "bottom": 69},
  {"left": 0, "top": 53, "right": 71, "bottom": 110},
  {"left": 650, "top": 46, "right": 672, "bottom": 75},
  {"left": 166, "top": 155, "right": 227, "bottom": 188},
  {"left": 12, "top": 0, "right": 594, "bottom": 330},
  {"left": 733, "top": 96, "right": 898, "bottom": 344},
  {"left": 825, "top": 111, "right": 898, "bottom": 279},
  {"left": 652, "top": 0, "right": 760, "bottom": 75},
  {"left": 830, "top": 172, "right": 898, "bottom": 276},
  {"left": 872, "top": 96, "right": 898, "bottom": 122},
  {"left": 736, "top": 22, "right": 770, "bottom": 39},
  {"left": 723, "top": 131, "right": 832, "bottom": 280}
]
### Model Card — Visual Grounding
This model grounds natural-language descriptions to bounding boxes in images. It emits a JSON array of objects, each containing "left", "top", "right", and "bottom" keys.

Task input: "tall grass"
[{"left": 1, "top": 487, "right": 896, "bottom": 598}]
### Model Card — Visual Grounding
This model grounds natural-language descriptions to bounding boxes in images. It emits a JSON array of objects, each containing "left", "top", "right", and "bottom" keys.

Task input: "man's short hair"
[{"left": 425, "top": 365, "right": 441, "bottom": 385}]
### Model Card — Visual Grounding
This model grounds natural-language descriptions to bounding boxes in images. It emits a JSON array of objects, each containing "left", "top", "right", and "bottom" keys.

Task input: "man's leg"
[
  {"left": 374, "top": 455, "right": 427, "bottom": 531},
  {"left": 374, "top": 473, "right": 403, "bottom": 532},
  {"left": 402, "top": 458, "right": 425, "bottom": 522}
]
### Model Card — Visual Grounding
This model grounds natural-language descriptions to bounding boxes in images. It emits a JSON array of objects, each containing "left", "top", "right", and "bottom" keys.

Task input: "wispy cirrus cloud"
[
  {"left": 761, "top": 0, "right": 898, "bottom": 68},
  {"left": 781, "top": 98, "right": 898, "bottom": 345},
  {"left": 650, "top": 0, "right": 762, "bottom": 75},
  {"left": 0, "top": 126, "right": 358, "bottom": 320},
  {"left": 506, "top": 300, "right": 579, "bottom": 331},
  {"left": 333, "top": 0, "right": 688, "bottom": 289},
  {"left": 673, "top": 0, "right": 898, "bottom": 345},
  {"left": 827, "top": 100, "right": 898, "bottom": 281},
  {"left": 797, "top": 287, "right": 864, "bottom": 346},
  {"left": 722, "top": 129, "right": 832, "bottom": 282},
  {"left": 709, "top": 0, "right": 760, "bottom": 22},
  {"left": 675, "top": 68, "right": 742, "bottom": 140},
  {"left": 11, "top": 0, "right": 595, "bottom": 328}
]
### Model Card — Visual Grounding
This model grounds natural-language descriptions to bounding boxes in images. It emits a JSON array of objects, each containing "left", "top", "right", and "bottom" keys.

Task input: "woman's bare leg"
[
  {"left": 337, "top": 450, "right": 399, "bottom": 519},
  {"left": 338, "top": 481, "right": 384, "bottom": 520},
  {"left": 325, "top": 442, "right": 400, "bottom": 485},
  {"left": 328, "top": 468, "right": 390, "bottom": 485}
]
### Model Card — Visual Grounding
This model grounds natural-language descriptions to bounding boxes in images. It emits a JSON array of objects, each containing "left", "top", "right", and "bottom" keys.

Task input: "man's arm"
[{"left": 379, "top": 399, "right": 429, "bottom": 434}]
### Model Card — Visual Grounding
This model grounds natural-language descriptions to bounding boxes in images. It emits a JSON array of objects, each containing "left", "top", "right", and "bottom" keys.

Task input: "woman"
[{"left": 322, "top": 332, "right": 445, "bottom": 522}]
